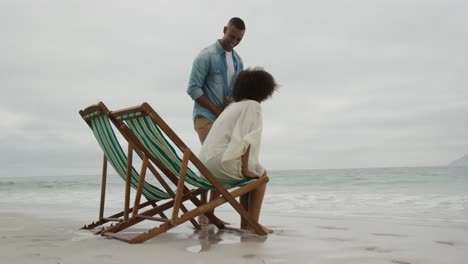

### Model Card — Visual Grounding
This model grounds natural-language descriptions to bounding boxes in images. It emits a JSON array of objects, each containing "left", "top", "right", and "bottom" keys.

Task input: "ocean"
[
  {"left": 2, "top": 166, "right": 468, "bottom": 263},
  {"left": 1, "top": 166, "right": 467, "bottom": 224}
]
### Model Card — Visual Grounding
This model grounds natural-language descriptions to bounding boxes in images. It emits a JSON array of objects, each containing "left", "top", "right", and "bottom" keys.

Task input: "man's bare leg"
[
  {"left": 194, "top": 116, "right": 213, "bottom": 225},
  {"left": 198, "top": 190, "right": 209, "bottom": 224}
]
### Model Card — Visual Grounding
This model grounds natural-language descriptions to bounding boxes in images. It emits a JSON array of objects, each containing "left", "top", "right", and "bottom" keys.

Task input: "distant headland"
[{"left": 449, "top": 154, "right": 468, "bottom": 167}]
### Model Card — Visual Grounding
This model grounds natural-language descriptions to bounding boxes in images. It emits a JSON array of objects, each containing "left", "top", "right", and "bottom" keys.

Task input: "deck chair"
[
  {"left": 79, "top": 103, "right": 200, "bottom": 231},
  {"left": 101, "top": 102, "right": 269, "bottom": 243}
]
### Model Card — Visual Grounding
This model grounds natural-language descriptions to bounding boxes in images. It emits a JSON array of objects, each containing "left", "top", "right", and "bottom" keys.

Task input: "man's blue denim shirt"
[{"left": 187, "top": 41, "right": 244, "bottom": 122}]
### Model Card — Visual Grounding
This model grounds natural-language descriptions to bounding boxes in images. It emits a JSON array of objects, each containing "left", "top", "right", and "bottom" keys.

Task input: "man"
[
  {"left": 187, "top": 17, "right": 246, "bottom": 143},
  {"left": 187, "top": 17, "right": 246, "bottom": 224}
]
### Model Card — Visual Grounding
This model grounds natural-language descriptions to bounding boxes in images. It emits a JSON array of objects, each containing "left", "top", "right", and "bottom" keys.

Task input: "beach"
[
  {"left": 2, "top": 0, "right": 468, "bottom": 262},
  {"left": 1, "top": 167, "right": 468, "bottom": 263},
  {"left": 2, "top": 209, "right": 468, "bottom": 263}
]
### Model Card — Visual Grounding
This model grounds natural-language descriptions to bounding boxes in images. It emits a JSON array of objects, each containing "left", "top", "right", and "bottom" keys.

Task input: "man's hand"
[
  {"left": 195, "top": 95, "right": 225, "bottom": 117},
  {"left": 223, "top": 97, "right": 233, "bottom": 108},
  {"left": 213, "top": 97, "right": 233, "bottom": 117}
]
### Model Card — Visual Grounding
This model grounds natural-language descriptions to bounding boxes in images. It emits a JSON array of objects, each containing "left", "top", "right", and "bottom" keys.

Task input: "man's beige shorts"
[{"left": 194, "top": 115, "right": 213, "bottom": 143}]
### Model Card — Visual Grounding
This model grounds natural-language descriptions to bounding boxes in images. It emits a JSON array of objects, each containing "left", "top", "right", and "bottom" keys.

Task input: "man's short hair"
[
  {"left": 233, "top": 67, "right": 277, "bottom": 103},
  {"left": 228, "top": 17, "right": 246, "bottom": 30}
]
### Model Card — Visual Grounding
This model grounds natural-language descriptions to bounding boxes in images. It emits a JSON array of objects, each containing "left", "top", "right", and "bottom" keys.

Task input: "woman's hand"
[
  {"left": 241, "top": 145, "right": 263, "bottom": 179},
  {"left": 242, "top": 169, "right": 260, "bottom": 179}
]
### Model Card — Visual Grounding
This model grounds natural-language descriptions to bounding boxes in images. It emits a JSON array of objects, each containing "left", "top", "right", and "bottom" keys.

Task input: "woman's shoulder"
[
  {"left": 222, "top": 100, "right": 261, "bottom": 118},
  {"left": 234, "top": 100, "right": 261, "bottom": 110}
]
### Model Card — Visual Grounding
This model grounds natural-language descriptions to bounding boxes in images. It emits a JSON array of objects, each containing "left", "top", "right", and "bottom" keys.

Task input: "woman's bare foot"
[
  {"left": 246, "top": 224, "right": 273, "bottom": 234},
  {"left": 261, "top": 225, "right": 273, "bottom": 234}
]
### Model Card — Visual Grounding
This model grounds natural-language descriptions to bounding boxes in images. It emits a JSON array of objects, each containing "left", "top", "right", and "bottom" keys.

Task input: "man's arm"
[
  {"left": 195, "top": 95, "right": 223, "bottom": 117},
  {"left": 187, "top": 53, "right": 224, "bottom": 117}
]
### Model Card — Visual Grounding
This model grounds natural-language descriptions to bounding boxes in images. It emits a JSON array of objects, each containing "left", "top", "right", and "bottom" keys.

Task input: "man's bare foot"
[
  {"left": 198, "top": 214, "right": 209, "bottom": 225},
  {"left": 202, "top": 213, "right": 230, "bottom": 226},
  {"left": 211, "top": 219, "right": 230, "bottom": 225},
  {"left": 199, "top": 215, "right": 230, "bottom": 226}
]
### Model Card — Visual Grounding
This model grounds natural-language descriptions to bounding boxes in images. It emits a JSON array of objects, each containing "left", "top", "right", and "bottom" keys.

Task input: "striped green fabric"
[
  {"left": 87, "top": 115, "right": 171, "bottom": 201},
  {"left": 82, "top": 111, "right": 100, "bottom": 120},
  {"left": 115, "top": 112, "right": 143, "bottom": 120},
  {"left": 124, "top": 115, "right": 254, "bottom": 190}
]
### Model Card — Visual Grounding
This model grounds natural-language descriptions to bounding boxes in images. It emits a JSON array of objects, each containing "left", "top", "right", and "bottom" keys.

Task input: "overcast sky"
[{"left": 1, "top": 0, "right": 467, "bottom": 176}]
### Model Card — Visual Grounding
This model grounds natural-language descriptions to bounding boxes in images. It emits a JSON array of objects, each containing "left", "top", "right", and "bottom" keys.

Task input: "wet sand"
[{"left": 1, "top": 210, "right": 468, "bottom": 264}]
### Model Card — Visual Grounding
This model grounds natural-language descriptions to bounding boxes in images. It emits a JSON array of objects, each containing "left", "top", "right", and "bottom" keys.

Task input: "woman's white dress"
[{"left": 198, "top": 100, "right": 264, "bottom": 185}]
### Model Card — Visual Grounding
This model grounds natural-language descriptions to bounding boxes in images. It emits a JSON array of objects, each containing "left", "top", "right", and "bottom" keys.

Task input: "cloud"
[{"left": 1, "top": 0, "right": 467, "bottom": 176}]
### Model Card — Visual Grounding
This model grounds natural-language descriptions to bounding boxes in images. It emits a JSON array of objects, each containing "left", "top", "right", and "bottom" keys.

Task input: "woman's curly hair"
[{"left": 232, "top": 67, "right": 278, "bottom": 103}]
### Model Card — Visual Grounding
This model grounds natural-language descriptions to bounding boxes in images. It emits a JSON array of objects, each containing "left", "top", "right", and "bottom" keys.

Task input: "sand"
[{"left": 1, "top": 210, "right": 468, "bottom": 264}]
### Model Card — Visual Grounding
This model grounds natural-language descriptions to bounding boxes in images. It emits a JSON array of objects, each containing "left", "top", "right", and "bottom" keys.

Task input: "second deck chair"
[
  {"left": 79, "top": 103, "right": 200, "bottom": 231},
  {"left": 102, "top": 102, "right": 269, "bottom": 243}
]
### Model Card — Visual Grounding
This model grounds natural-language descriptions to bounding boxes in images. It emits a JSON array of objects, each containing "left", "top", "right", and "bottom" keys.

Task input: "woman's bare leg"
[
  {"left": 247, "top": 175, "right": 272, "bottom": 233},
  {"left": 249, "top": 182, "right": 266, "bottom": 222},
  {"left": 240, "top": 192, "right": 250, "bottom": 229}
]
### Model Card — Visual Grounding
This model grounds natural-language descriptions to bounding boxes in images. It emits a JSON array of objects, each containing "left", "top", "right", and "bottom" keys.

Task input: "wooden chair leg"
[
  {"left": 132, "top": 157, "right": 148, "bottom": 217},
  {"left": 99, "top": 154, "right": 108, "bottom": 220},
  {"left": 240, "top": 192, "right": 250, "bottom": 230},
  {"left": 171, "top": 149, "right": 190, "bottom": 225},
  {"left": 124, "top": 143, "right": 133, "bottom": 221},
  {"left": 82, "top": 200, "right": 154, "bottom": 230}
]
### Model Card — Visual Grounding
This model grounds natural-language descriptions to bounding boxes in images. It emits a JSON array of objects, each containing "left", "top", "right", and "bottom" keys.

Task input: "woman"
[{"left": 199, "top": 67, "right": 277, "bottom": 232}]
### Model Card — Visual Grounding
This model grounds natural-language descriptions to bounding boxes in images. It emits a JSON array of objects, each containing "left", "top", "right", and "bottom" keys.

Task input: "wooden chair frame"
[
  {"left": 79, "top": 103, "right": 200, "bottom": 232},
  {"left": 101, "top": 102, "right": 269, "bottom": 243}
]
